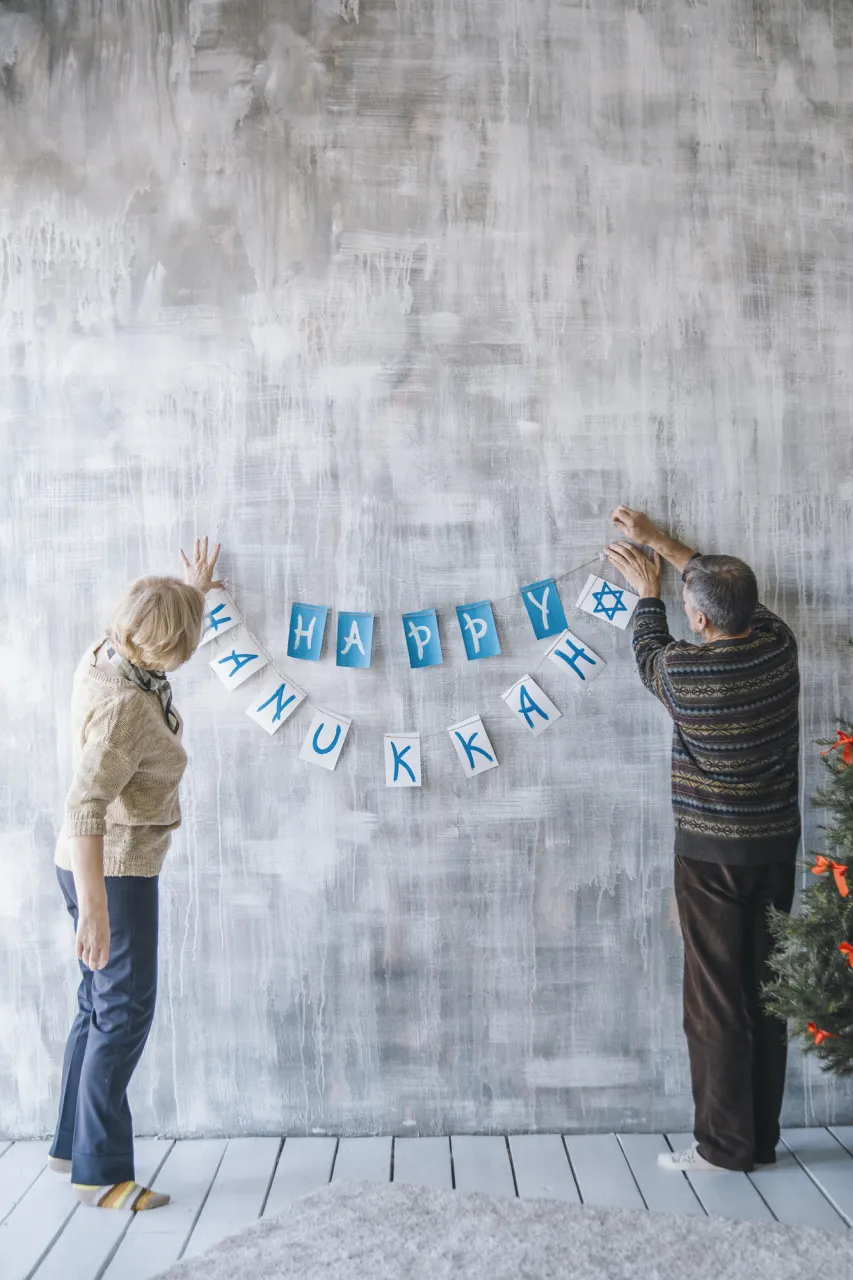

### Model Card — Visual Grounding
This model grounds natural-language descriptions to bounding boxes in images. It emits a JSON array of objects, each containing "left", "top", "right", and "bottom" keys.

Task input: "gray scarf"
[{"left": 105, "top": 642, "right": 180, "bottom": 734}]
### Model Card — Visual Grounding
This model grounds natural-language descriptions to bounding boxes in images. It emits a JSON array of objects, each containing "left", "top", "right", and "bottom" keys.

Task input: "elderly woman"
[{"left": 48, "top": 538, "right": 222, "bottom": 1212}]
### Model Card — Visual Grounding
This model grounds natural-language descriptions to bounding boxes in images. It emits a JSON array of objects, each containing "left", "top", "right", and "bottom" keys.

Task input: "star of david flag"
[
  {"left": 546, "top": 628, "right": 605, "bottom": 688},
  {"left": 384, "top": 734, "right": 422, "bottom": 787},
  {"left": 336, "top": 611, "right": 374, "bottom": 668},
  {"left": 501, "top": 675, "right": 562, "bottom": 737},
  {"left": 210, "top": 626, "right": 269, "bottom": 690},
  {"left": 198, "top": 588, "right": 241, "bottom": 648},
  {"left": 519, "top": 578, "right": 568, "bottom": 640},
  {"left": 299, "top": 709, "right": 352, "bottom": 771},
  {"left": 245, "top": 672, "right": 306, "bottom": 734},
  {"left": 456, "top": 600, "right": 501, "bottom": 660},
  {"left": 575, "top": 574, "right": 639, "bottom": 631},
  {"left": 448, "top": 715, "right": 499, "bottom": 779}
]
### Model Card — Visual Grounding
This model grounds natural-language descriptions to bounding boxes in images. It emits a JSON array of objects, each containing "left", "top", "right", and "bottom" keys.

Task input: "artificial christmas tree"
[{"left": 764, "top": 729, "right": 853, "bottom": 1075}]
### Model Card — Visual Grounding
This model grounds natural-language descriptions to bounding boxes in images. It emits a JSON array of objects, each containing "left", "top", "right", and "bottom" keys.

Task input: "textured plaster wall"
[{"left": 1, "top": 0, "right": 852, "bottom": 1136}]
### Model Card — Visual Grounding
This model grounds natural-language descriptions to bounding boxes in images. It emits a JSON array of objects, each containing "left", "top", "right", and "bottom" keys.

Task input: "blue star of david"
[{"left": 592, "top": 580, "right": 627, "bottom": 622}]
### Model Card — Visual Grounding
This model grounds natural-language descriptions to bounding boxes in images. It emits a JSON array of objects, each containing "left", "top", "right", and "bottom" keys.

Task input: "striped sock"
[
  {"left": 47, "top": 1156, "right": 72, "bottom": 1175},
  {"left": 73, "top": 1181, "right": 170, "bottom": 1211}
]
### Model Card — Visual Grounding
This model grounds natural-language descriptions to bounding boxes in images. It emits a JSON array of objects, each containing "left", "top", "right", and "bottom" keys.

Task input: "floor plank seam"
[
  {"left": 257, "top": 1138, "right": 285, "bottom": 1219},
  {"left": 325, "top": 1137, "right": 340, "bottom": 1186},
  {"left": 559, "top": 1136, "right": 584, "bottom": 1205},
  {"left": 448, "top": 1137, "right": 457, "bottom": 1192},
  {"left": 175, "top": 1139, "right": 230, "bottom": 1262},
  {"left": 23, "top": 1195, "right": 80, "bottom": 1280},
  {"left": 743, "top": 1172, "right": 779, "bottom": 1223},
  {"left": 503, "top": 1136, "right": 519, "bottom": 1199},
  {"left": 0, "top": 1148, "right": 48, "bottom": 1228},
  {"left": 780, "top": 1136, "right": 853, "bottom": 1228},
  {"left": 613, "top": 1134, "right": 652, "bottom": 1212},
  {"left": 389, "top": 1137, "right": 395, "bottom": 1185},
  {"left": 92, "top": 1139, "right": 177, "bottom": 1280}
]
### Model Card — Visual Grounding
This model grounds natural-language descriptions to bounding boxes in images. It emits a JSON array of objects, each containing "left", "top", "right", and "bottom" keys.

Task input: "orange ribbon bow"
[
  {"left": 839, "top": 942, "right": 853, "bottom": 969},
  {"left": 821, "top": 730, "right": 853, "bottom": 768},
  {"left": 812, "top": 856, "right": 849, "bottom": 898},
  {"left": 807, "top": 1022, "right": 838, "bottom": 1046}
]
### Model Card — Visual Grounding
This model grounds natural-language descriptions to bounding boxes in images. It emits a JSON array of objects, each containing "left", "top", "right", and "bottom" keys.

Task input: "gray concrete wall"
[{"left": 1, "top": 0, "right": 852, "bottom": 1138}]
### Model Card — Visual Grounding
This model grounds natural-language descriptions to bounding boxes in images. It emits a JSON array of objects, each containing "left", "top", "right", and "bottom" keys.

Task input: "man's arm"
[
  {"left": 611, "top": 506, "right": 697, "bottom": 574},
  {"left": 603, "top": 540, "right": 679, "bottom": 712}
]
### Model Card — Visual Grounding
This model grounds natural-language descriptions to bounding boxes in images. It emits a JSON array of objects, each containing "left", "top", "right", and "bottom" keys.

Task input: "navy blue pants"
[{"left": 50, "top": 868, "right": 159, "bottom": 1186}]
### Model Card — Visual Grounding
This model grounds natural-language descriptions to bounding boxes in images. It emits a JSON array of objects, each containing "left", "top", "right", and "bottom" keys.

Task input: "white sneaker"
[{"left": 658, "top": 1145, "right": 724, "bottom": 1172}]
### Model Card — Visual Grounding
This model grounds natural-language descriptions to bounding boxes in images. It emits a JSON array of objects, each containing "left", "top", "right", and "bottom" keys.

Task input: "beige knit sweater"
[{"left": 55, "top": 641, "right": 188, "bottom": 878}]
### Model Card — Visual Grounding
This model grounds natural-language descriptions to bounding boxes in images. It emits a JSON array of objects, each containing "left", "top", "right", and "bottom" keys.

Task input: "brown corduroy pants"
[{"left": 673, "top": 855, "right": 796, "bottom": 1172}]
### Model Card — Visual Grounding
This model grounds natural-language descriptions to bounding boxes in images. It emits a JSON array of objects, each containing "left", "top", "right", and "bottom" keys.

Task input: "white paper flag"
[
  {"left": 448, "top": 715, "right": 499, "bottom": 778},
  {"left": 299, "top": 709, "right": 352, "bottom": 771},
  {"left": 209, "top": 626, "right": 268, "bottom": 690},
  {"left": 245, "top": 673, "right": 306, "bottom": 735},
  {"left": 501, "top": 675, "right": 562, "bottom": 737},
  {"left": 575, "top": 574, "right": 639, "bottom": 631},
  {"left": 199, "top": 588, "right": 241, "bottom": 648},
  {"left": 384, "top": 734, "right": 422, "bottom": 787},
  {"left": 546, "top": 628, "right": 606, "bottom": 689}
]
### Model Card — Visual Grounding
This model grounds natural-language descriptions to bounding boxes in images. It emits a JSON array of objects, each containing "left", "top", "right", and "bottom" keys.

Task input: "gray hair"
[{"left": 682, "top": 555, "right": 758, "bottom": 635}]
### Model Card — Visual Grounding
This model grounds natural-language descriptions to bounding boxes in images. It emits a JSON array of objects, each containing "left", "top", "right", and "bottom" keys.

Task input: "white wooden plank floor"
[{"left": 1, "top": 1128, "right": 849, "bottom": 1280}]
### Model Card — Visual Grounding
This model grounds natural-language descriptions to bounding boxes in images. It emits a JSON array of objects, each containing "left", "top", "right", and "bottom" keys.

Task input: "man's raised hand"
[{"left": 610, "top": 506, "right": 662, "bottom": 548}]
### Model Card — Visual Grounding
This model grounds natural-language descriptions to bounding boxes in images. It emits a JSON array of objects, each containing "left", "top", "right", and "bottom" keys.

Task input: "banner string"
[{"left": 212, "top": 551, "right": 607, "bottom": 740}]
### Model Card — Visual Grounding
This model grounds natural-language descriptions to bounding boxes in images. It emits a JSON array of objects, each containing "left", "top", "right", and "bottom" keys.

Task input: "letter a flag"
[
  {"left": 546, "top": 628, "right": 605, "bottom": 689},
  {"left": 299, "top": 709, "right": 352, "bottom": 771},
  {"left": 501, "top": 675, "right": 562, "bottom": 737},
  {"left": 199, "top": 588, "right": 241, "bottom": 648},
  {"left": 448, "top": 715, "right": 499, "bottom": 778},
  {"left": 287, "top": 603, "right": 328, "bottom": 661},
  {"left": 245, "top": 673, "right": 306, "bottom": 734},
  {"left": 336, "top": 611, "right": 374, "bottom": 668},
  {"left": 456, "top": 600, "right": 501, "bottom": 660},
  {"left": 210, "top": 626, "right": 269, "bottom": 690},
  {"left": 384, "top": 734, "right": 422, "bottom": 787},
  {"left": 402, "top": 608, "right": 443, "bottom": 668},
  {"left": 519, "top": 578, "right": 568, "bottom": 640}
]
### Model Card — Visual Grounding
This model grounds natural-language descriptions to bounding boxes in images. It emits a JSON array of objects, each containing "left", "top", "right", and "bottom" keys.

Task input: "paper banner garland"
[
  {"left": 384, "top": 734, "right": 422, "bottom": 787},
  {"left": 403, "top": 608, "right": 443, "bottom": 668},
  {"left": 448, "top": 715, "right": 499, "bottom": 778},
  {"left": 546, "top": 628, "right": 605, "bottom": 688},
  {"left": 300, "top": 709, "right": 351, "bottom": 771},
  {"left": 576, "top": 575, "right": 639, "bottom": 631},
  {"left": 456, "top": 600, "right": 501, "bottom": 660},
  {"left": 336, "top": 611, "right": 374, "bottom": 668},
  {"left": 199, "top": 588, "right": 241, "bottom": 647},
  {"left": 501, "top": 675, "right": 562, "bottom": 737},
  {"left": 245, "top": 673, "right": 306, "bottom": 734},
  {"left": 287, "top": 603, "right": 328, "bottom": 661},
  {"left": 210, "top": 627, "right": 269, "bottom": 690},
  {"left": 520, "top": 578, "right": 568, "bottom": 640}
]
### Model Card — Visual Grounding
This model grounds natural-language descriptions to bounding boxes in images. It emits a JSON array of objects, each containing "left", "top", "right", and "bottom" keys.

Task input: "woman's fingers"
[
  {"left": 208, "top": 542, "right": 220, "bottom": 572},
  {"left": 179, "top": 548, "right": 190, "bottom": 569}
]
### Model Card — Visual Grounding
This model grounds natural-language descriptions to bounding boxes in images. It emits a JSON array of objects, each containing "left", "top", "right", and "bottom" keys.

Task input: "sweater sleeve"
[
  {"left": 631, "top": 598, "right": 680, "bottom": 715},
  {"left": 64, "top": 705, "right": 144, "bottom": 837}
]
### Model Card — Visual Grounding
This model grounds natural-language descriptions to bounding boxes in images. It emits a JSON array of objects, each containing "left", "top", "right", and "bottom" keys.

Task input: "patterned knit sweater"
[
  {"left": 55, "top": 642, "right": 188, "bottom": 878},
  {"left": 632, "top": 598, "right": 800, "bottom": 864}
]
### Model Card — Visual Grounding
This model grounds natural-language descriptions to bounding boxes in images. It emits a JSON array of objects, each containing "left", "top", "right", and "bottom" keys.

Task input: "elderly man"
[{"left": 605, "top": 507, "right": 800, "bottom": 1175}]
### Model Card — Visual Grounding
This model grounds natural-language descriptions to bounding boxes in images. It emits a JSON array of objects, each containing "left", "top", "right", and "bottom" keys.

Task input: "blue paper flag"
[
  {"left": 520, "top": 577, "right": 568, "bottom": 639},
  {"left": 287, "top": 603, "right": 328, "bottom": 662},
  {"left": 336, "top": 611, "right": 374, "bottom": 668},
  {"left": 456, "top": 600, "right": 501, "bottom": 660},
  {"left": 402, "top": 608, "right": 443, "bottom": 669}
]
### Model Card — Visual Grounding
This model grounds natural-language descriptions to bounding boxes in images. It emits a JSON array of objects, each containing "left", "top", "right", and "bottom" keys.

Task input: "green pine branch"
[{"left": 763, "top": 730, "right": 853, "bottom": 1076}]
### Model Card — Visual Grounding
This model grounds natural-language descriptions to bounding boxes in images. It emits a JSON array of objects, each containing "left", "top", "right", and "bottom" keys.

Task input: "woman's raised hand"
[{"left": 180, "top": 536, "right": 224, "bottom": 595}]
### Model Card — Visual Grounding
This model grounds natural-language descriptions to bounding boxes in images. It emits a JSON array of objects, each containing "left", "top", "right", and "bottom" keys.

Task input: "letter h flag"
[
  {"left": 198, "top": 588, "right": 241, "bottom": 648},
  {"left": 287, "top": 603, "right": 328, "bottom": 661}
]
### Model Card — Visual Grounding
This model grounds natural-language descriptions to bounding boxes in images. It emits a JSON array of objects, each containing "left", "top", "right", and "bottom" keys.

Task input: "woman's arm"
[{"left": 69, "top": 834, "right": 110, "bottom": 970}]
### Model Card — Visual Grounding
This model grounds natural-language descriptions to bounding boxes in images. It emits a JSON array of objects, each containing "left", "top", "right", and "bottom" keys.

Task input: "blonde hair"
[{"left": 109, "top": 577, "right": 205, "bottom": 672}]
